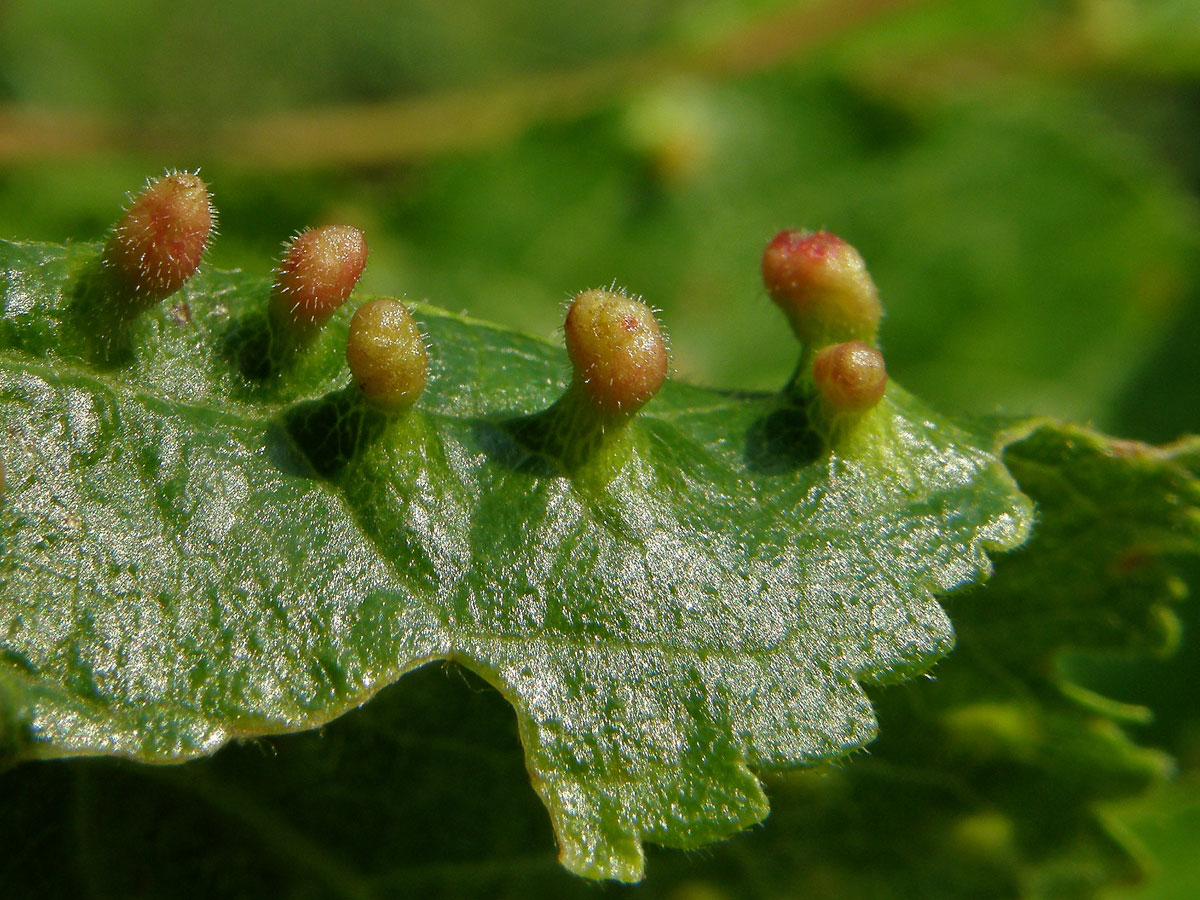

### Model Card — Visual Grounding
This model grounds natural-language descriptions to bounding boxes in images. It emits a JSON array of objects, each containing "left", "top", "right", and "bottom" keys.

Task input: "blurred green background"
[{"left": 1, "top": 1, "right": 1198, "bottom": 896}]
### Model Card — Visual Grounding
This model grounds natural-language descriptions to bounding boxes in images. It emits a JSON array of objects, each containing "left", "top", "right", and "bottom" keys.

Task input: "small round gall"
[
  {"left": 346, "top": 299, "right": 428, "bottom": 411},
  {"left": 272, "top": 225, "right": 368, "bottom": 328},
  {"left": 564, "top": 288, "right": 668, "bottom": 417},
  {"left": 104, "top": 171, "right": 213, "bottom": 301},
  {"left": 812, "top": 340, "right": 888, "bottom": 414},
  {"left": 761, "top": 230, "right": 882, "bottom": 347}
]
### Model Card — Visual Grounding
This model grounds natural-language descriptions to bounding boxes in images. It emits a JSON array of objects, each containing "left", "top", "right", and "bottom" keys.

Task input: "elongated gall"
[
  {"left": 812, "top": 340, "right": 888, "bottom": 413},
  {"left": 761, "top": 230, "right": 882, "bottom": 347},
  {"left": 104, "top": 171, "right": 213, "bottom": 300},
  {"left": 346, "top": 299, "right": 427, "bottom": 410},
  {"left": 564, "top": 288, "right": 667, "bottom": 416},
  {"left": 272, "top": 225, "right": 368, "bottom": 328}
]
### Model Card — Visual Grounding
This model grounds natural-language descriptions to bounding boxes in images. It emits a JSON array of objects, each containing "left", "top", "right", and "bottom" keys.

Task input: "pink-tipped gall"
[
  {"left": 812, "top": 340, "right": 888, "bottom": 415},
  {"left": 564, "top": 288, "right": 668, "bottom": 417},
  {"left": 762, "top": 230, "right": 882, "bottom": 347},
  {"left": 271, "top": 225, "right": 368, "bottom": 329},
  {"left": 104, "top": 171, "right": 213, "bottom": 301}
]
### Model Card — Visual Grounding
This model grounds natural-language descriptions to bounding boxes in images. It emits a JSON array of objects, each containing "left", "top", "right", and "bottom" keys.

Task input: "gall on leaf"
[
  {"left": 761, "top": 230, "right": 882, "bottom": 348},
  {"left": 563, "top": 288, "right": 668, "bottom": 418},
  {"left": 812, "top": 340, "right": 888, "bottom": 415},
  {"left": 104, "top": 171, "right": 213, "bottom": 302},
  {"left": 270, "top": 225, "right": 368, "bottom": 330},
  {"left": 346, "top": 299, "right": 428, "bottom": 411}
]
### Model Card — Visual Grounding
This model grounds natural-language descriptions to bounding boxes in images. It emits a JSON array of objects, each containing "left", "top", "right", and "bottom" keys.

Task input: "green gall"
[
  {"left": 564, "top": 288, "right": 667, "bottom": 417},
  {"left": 346, "top": 299, "right": 428, "bottom": 410},
  {"left": 812, "top": 340, "right": 888, "bottom": 414},
  {"left": 761, "top": 230, "right": 882, "bottom": 347},
  {"left": 271, "top": 225, "right": 368, "bottom": 329},
  {"left": 104, "top": 171, "right": 213, "bottom": 302}
]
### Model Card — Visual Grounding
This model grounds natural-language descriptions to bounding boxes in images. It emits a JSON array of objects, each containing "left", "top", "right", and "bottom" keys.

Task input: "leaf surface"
[
  {"left": 679, "top": 423, "right": 1200, "bottom": 899},
  {"left": 1, "top": 423, "right": 1194, "bottom": 899}
]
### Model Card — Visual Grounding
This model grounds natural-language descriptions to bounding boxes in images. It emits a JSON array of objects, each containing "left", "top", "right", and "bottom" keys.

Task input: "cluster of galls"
[
  {"left": 762, "top": 229, "right": 888, "bottom": 437},
  {"left": 102, "top": 172, "right": 427, "bottom": 411},
  {"left": 103, "top": 172, "right": 886, "bottom": 446}
]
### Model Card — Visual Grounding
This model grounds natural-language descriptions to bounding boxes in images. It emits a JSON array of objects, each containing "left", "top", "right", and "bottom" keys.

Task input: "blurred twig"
[
  {"left": 0, "top": 108, "right": 118, "bottom": 162},
  {"left": 0, "top": 0, "right": 927, "bottom": 168}
]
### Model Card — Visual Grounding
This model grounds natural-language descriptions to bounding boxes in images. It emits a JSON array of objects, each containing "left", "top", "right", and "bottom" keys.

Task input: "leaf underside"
[{"left": 0, "top": 239, "right": 1031, "bottom": 879}]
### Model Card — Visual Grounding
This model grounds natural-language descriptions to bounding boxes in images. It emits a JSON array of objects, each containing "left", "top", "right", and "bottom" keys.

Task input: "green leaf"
[
  {"left": 626, "top": 423, "right": 1200, "bottom": 899},
  {"left": 0, "top": 237, "right": 1030, "bottom": 880},
  {"left": 1, "top": 422, "right": 1192, "bottom": 899}
]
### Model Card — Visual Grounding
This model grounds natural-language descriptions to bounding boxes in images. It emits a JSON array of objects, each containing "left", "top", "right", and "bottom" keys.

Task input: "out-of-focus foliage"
[
  {"left": 0, "top": 0, "right": 702, "bottom": 112},
  {"left": 0, "top": 1, "right": 1197, "bottom": 426}
]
